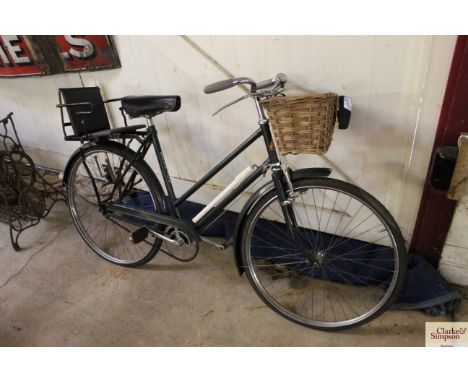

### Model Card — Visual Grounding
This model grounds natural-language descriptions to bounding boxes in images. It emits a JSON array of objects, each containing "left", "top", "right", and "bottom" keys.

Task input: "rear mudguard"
[
  {"left": 62, "top": 140, "right": 167, "bottom": 207},
  {"left": 62, "top": 140, "right": 197, "bottom": 238},
  {"left": 62, "top": 140, "right": 166, "bottom": 209},
  {"left": 233, "top": 167, "right": 331, "bottom": 276},
  {"left": 62, "top": 140, "right": 141, "bottom": 187}
]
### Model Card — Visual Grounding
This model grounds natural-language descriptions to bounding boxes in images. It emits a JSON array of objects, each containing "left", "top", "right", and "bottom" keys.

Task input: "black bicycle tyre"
[
  {"left": 240, "top": 177, "right": 407, "bottom": 331},
  {"left": 67, "top": 143, "right": 166, "bottom": 267}
]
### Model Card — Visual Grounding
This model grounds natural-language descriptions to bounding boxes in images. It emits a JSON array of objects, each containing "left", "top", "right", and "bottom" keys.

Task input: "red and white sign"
[
  {"left": 0, "top": 35, "right": 43, "bottom": 77},
  {"left": 0, "top": 35, "right": 120, "bottom": 78},
  {"left": 54, "top": 35, "right": 120, "bottom": 72}
]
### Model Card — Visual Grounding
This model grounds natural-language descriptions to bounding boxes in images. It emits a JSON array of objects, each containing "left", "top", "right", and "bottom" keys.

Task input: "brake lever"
[
  {"left": 257, "top": 87, "right": 286, "bottom": 99},
  {"left": 212, "top": 94, "right": 251, "bottom": 116},
  {"left": 211, "top": 86, "right": 285, "bottom": 116}
]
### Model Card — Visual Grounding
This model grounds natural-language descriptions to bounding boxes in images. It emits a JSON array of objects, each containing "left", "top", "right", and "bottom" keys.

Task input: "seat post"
[
  {"left": 145, "top": 116, "right": 155, "bottom": 128},
  {"left": 146, "top": 115, "right": 179, "bottom": 216}
]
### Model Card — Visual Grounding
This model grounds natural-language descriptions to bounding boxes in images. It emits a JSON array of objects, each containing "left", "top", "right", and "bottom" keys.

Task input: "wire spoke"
[
  {"left": 69, "top": 149, "right": 158, "bottom": 265},
  {"left": 250, "top": 260, "right": 308, "bottom": 268},
  {"left": 246, "top": 181, "right": 401, "bottom": 328},
  {"left": 327, "top": 255, "right": 394, "bottom": 273}
]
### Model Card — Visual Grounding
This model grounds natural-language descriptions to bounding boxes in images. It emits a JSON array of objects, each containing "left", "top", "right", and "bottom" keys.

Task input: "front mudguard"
[{"left": 233, "top": 167, "right": 331, "bottom": 276}]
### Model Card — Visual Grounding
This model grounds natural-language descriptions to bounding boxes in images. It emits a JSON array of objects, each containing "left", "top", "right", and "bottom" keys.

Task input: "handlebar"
[
  {"left": 204, "top": 77, "right": 255, "bottom": 94},
  {"left": 256, "top": 73, "right": 288, "bottom": 91},
  {"left": 204, "top": 73, "right": 287, "bottom": 94}
]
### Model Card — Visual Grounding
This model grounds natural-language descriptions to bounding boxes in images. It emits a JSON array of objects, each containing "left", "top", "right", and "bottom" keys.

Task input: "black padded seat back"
[{"left": 59, "top": 87, "right": 111, "bottom": 137}]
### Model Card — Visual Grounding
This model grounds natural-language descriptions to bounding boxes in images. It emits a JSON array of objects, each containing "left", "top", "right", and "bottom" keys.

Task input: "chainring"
[{"left": 163, "top": 226, "right": 199, "bottom": 262}]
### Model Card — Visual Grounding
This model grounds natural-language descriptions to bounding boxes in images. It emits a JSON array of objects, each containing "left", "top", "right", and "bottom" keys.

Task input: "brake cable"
[{"left": 211, "top": 86, "right": 285, "bottom": 117}]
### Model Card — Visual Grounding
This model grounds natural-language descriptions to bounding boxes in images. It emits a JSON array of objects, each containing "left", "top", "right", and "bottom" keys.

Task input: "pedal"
[
  {"left": 129, "top": 227, "right": 149, "bottom": 244},
  {"left": 222, "top": 236, "right": 234, "bottom": 249},
  {"left": 200, "top": 236, "right": 228, "bottom": 250}
]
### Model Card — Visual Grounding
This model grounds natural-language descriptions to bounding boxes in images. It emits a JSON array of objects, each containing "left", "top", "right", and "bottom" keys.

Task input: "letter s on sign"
[{"left": 64, "top": 36, "right": 95, "bottom": 59}]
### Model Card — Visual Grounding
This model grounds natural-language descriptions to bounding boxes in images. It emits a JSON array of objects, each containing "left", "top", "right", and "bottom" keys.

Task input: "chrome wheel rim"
[{"left": 245, "top": 184, "right": 400, "bottom": 329}]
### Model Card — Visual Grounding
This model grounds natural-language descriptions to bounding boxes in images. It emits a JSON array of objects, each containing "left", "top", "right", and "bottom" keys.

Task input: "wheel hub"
[
  {"left": 314, "top": 250, "right": 326, "bottom": 266},
  {"left": 303, "top": 249, "right": 327, "bottom": 267}
]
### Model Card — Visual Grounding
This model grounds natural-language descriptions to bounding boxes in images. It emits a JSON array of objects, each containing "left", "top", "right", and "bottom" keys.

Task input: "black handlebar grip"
[{"left": 204, "top": 79, "right": 236, "bottom": 94}]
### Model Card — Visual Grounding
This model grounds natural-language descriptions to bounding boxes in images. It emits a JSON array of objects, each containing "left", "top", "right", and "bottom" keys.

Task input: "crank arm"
[{"left": 147, "top": 228, "right": 179, "bottom": 245}]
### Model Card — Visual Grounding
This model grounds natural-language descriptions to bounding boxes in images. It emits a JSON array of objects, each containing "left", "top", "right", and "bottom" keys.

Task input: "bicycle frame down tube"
[
  {"left": 174, "top": 127, "right": 263, "bottom": 206},
  {"left": 195, "top": 160, "right": 268, "bottom": 230}
]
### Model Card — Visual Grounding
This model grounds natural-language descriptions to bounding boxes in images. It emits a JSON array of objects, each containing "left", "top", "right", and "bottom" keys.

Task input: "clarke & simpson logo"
[{"left": 425, "top": 322, "right": 468, "bottom": 347}]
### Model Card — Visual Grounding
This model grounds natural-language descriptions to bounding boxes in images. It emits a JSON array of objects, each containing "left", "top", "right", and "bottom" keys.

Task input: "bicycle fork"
[
  {"left": 255, "top": 102, "right": 311, "bottom": 257},
  {"left": 270, "top": 164, "right": 314, "bottom": 260}
]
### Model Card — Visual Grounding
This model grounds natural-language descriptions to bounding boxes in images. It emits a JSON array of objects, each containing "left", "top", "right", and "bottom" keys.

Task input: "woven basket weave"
[{"left": 261, "top": 93, "right": 337, "bottom": 155}]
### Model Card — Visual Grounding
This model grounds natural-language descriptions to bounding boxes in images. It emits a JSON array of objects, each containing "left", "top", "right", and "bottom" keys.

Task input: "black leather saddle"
[{"left": 121, "top": 96, "right": 181, "bottom": 118}]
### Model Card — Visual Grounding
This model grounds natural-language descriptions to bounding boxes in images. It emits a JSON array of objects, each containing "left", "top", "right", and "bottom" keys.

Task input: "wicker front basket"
[{"left": 261, "top": 93, "right": 337, "bottom": 155}]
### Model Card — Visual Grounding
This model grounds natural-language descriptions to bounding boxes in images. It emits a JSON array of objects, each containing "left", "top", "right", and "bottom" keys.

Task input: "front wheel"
[{"left": 240, "top": 177, "right": 407, "bottom": 331}]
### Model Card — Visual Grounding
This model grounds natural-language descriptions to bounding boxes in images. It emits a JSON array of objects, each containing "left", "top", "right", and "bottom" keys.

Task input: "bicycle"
[{"left": 56, "top": 74, "right": 407, "bottom": 331}]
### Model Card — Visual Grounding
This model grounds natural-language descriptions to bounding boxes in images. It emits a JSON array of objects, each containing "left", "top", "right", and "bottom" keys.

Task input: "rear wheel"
[
  {"left": 67, "top": 144, "right": 165, "bottom": 267},
  {"left": 240, "top": 177, "right": 407, "bottom": 330}
]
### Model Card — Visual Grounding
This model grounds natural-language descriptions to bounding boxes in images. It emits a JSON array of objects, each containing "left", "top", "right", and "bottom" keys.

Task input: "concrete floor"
[{"left": 1, "top": 202, "right": 467, "bottom": 346}]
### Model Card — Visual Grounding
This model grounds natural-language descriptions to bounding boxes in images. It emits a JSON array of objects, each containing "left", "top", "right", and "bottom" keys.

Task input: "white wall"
[
  {"left": 0, "top": 35, "right": 456, "bottom": 244},
  {"left": 439, "top": 135, "right": 468, "bottom": 285},
  {"left": 439, "top": 201, "right": 468, "bottom": 286}
]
